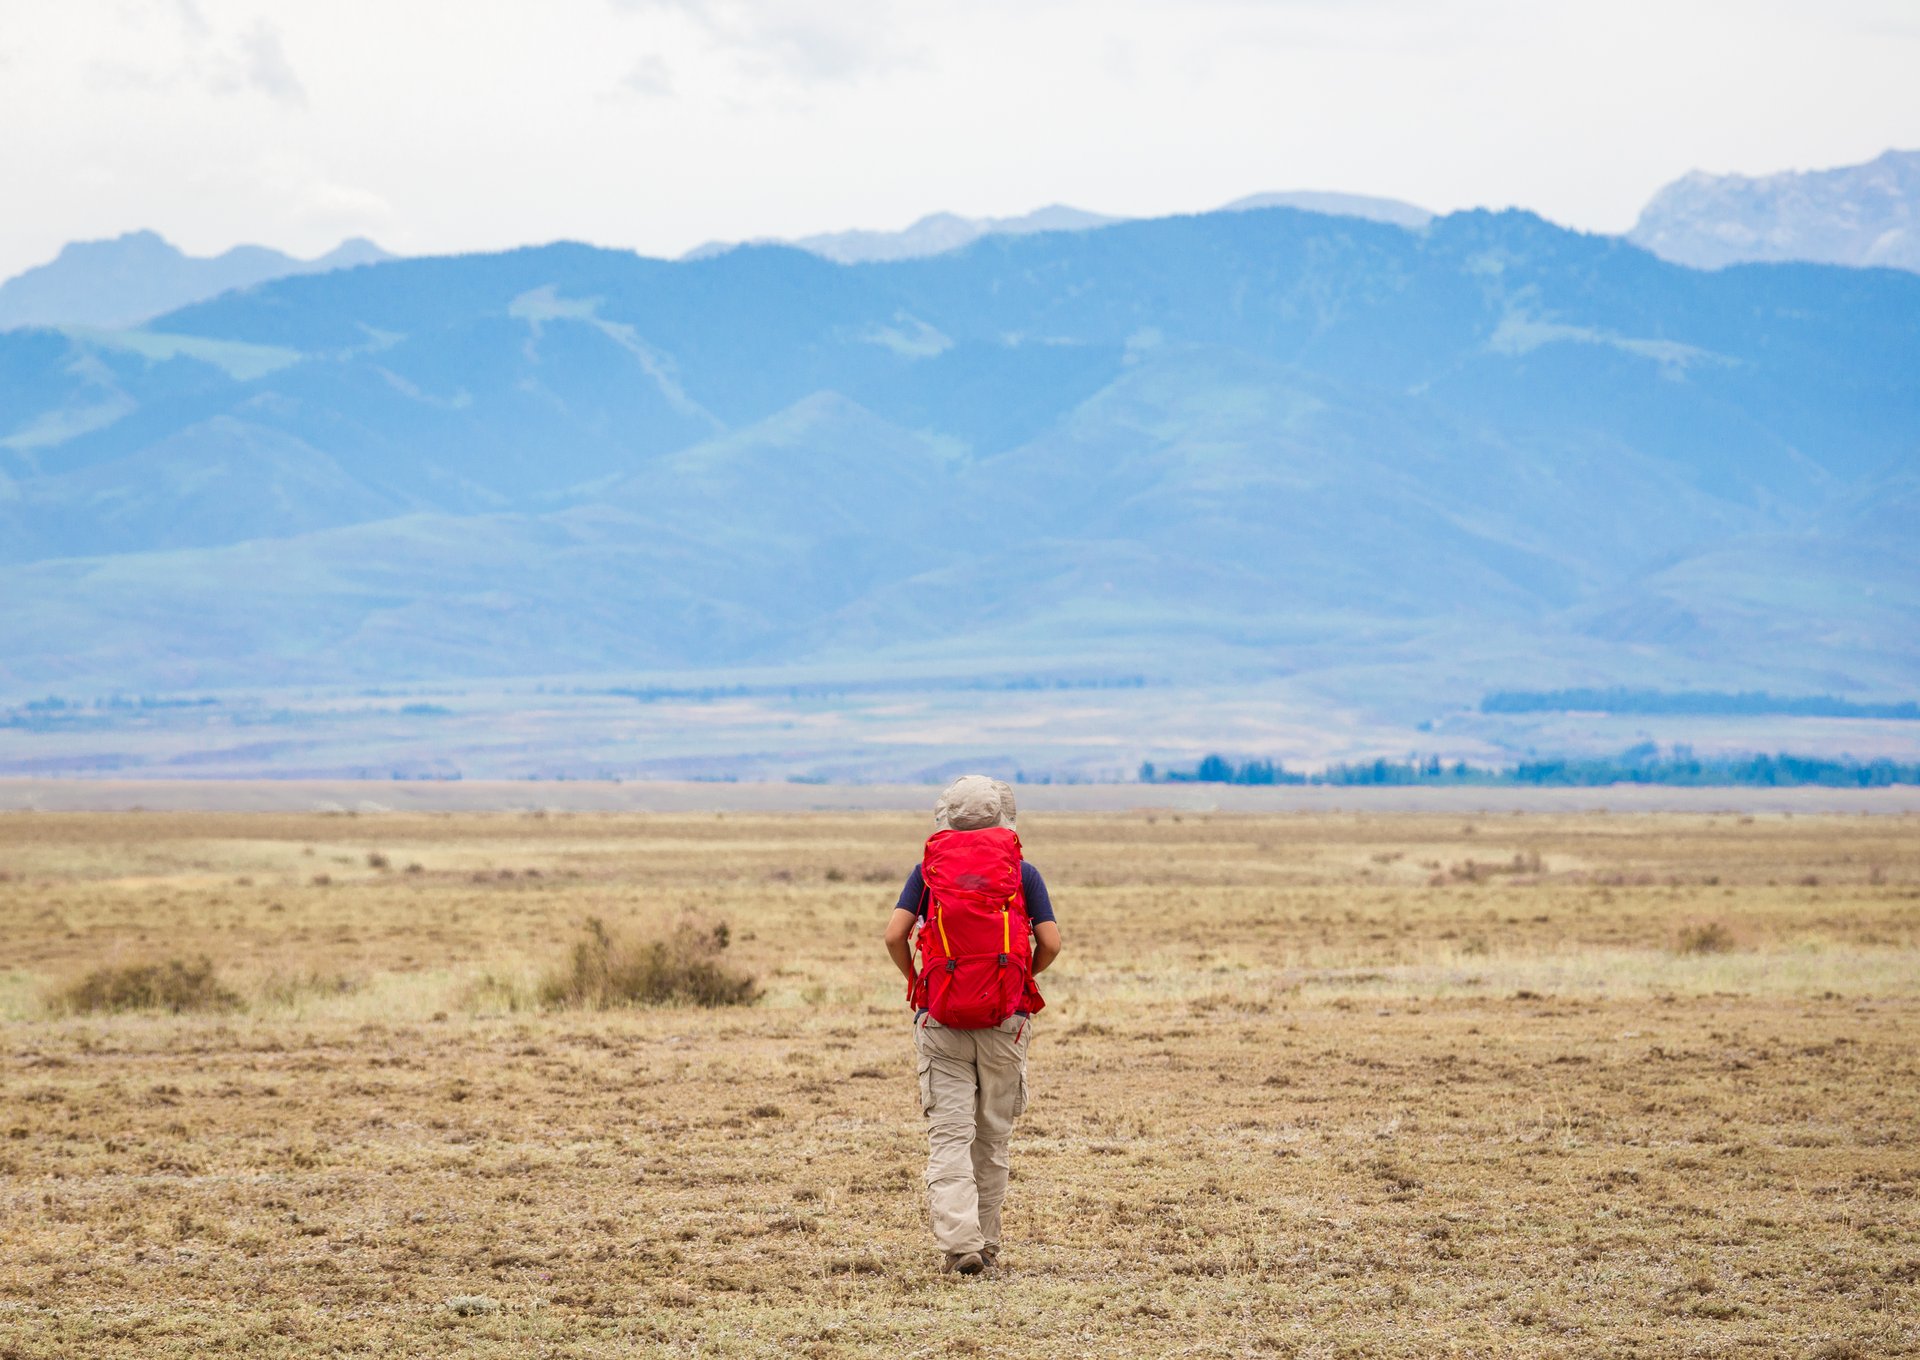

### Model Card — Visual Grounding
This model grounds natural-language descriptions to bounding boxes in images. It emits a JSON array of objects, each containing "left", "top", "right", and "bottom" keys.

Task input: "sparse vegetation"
[
  {"left": 0, "top": 808, "right": 1914, "bottom": 1358},
  {"left": 539, "top": 916, "right": 759, "bottom": 1009},
  {"left": 254, "top": 969, "right": 360, "bottom": 1007}
]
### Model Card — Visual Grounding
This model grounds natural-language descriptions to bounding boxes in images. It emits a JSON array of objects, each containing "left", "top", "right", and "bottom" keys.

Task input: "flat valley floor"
[{"left": 2, "top": 809, "right": 1916, "bottom": 1357}]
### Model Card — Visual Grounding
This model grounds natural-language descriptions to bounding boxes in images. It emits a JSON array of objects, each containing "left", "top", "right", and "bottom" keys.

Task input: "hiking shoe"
[
  {"left": 943, "top": 1251, "right": 985, "bottom": 1276},
  {"left": 981, "top": 1245, "right": 999, "bottom": 1269}
]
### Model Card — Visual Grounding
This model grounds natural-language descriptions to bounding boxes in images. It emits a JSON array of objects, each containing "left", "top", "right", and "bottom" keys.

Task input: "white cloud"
[
  {"left": 611, "top": 0, "right": 917, "bottom": 87},
  {"left": 75, "top": 6, "right": 307, "bottom": 106},
  {"left": 621, "top": 54, "right": 676, "bottom": 96},
  {"left": 170, "top": 0, "right": 211, "bottom": 41},
  {"left": 294, "top": 177, "right": 392, "bottom": 230},
  {"left": 215, "top": 20, "right": 306, "bottom": 106}
]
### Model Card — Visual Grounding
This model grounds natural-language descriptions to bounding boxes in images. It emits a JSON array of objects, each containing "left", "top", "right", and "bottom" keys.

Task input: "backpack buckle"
[
  {"left": 945, "top": 959, "right": 957, "bottom": 973},
  {"left": 997, "top": 953, "right": 1009, "bottom": 967}
]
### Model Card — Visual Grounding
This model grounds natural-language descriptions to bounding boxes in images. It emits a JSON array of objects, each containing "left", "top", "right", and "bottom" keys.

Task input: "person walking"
[{"left": 884, "top": 775, "right": 1062, "bottom": 1275}]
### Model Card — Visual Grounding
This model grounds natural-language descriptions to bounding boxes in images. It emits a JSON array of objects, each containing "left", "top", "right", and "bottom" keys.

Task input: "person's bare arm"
[
  {"left": 1032, "top": 920, "right": 1061, "bottom": 974},
  {"left": 885, "top": 907, "right": 918, "bottom": 984}
]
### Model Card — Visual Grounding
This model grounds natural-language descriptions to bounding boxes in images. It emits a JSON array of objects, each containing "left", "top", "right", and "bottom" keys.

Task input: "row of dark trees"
[
  {"left": 1143, "top": 751, "right": 1920, "bottom": 787},
  {"left": 1480, "top": 688, "right": 1920, "bottom": 720}
]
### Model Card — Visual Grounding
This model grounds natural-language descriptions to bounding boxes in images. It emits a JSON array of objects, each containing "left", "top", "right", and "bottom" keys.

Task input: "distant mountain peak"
[
  {"left": 0, "top": 231, "right": 398, "bottom": 331},
  {"left": 683, "top": 191, "right": 1433, "bottom": 264},
  {"left": 1217, "top": 190, "right": 1433, "bottom": 229},
  {"left": 684, "top": 203, "right": 1127, "bottom": 265},
  {"left": 1629, "top": 148, "right": 1920, "bottom": 272}
]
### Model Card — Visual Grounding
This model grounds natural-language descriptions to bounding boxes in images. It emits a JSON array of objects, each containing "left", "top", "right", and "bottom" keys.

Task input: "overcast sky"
[{"left": 4, "top": 0, "right": 1918, "bottom": 278}]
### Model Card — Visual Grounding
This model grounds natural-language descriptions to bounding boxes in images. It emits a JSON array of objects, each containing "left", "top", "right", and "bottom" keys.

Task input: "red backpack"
[{"left": 913, "top": 827, "right": 1045, "bottom": 1027}]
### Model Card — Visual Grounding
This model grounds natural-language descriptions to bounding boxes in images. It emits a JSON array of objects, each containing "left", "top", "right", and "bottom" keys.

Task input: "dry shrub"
[
  {"left": 1806, "top": 1342, "right": 1872, "bottom": 1360},
  {"left": 1675, "top": 920, "right": 1737, "bottom": 955},
  {"left": 540, "top": 917, "right": 759, "bottom": 1009},
  {"left": 458, "top": 972, "right": 536, "bottom": 1013},
  {"left": 1446, "top": 851, "right": 1544, "bottom": 883},
  {"left": 256, "top": 970, "right": 361, "bottom": 1007},
  {"left": 52, "top": 957, "right": 240, "bottom": 1015}
]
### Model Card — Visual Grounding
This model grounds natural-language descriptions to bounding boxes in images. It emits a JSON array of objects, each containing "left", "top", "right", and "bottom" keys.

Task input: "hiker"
[{"left": 883, "top": 775, "right": 1061, "bottom": 1275}]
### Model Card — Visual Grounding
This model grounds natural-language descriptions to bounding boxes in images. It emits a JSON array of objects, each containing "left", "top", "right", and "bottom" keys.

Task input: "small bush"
[
  {"left": 367, "top": 852, "right": 390, "bottom": 870},
  {"left": 458, "top": 972, "right": 535, "bottom": 1014},
  {"left": 1675, "top": 920, "right": 1736, "bottom": 955},
  {"left": 256, "top": 970, "right": 360, "bottom": 1007},
  {"left": 541, "top": 917, "right": 758, "bottom": 1009},
  {"left": 52, "top": 957, "right": 240, "bottom": 1015}
]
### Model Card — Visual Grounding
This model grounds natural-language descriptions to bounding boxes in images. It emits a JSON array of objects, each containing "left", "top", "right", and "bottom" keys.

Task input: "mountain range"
[
  {"left": 684, "top": 191, "right": 1432, "bottom": 263},
  {"left": 1, "top": 200, "right": 1916, "bottom": 724},
  {"left": 0, "top": 231, "right": 393, "bottom": 331},
  {"left": 8, "top": 149, "right": 1914, "bottom": 340}
]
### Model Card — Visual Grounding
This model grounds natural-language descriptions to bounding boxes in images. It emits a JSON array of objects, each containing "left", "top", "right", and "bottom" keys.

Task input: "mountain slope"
[
  {"left": 0, "top": 416, "right": 403, "bottom": 564},
  {"left": 1630, "top": 149, "right": 1920, "bottom": 272}
]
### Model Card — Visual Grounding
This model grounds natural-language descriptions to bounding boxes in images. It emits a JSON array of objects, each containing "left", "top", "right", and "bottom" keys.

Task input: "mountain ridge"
[
  {"left": 0, "top": 230, "right": 395, "bottom": 331},
  {"left": 0, "top": 202, "right": 1914, "bottom": 717},
  {"left": 681, "top": 190, "right": 1433, "bottom": 264}
]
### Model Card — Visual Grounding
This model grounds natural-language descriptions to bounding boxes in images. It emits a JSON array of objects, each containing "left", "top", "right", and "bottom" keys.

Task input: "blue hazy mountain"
[
  {"left": 0, "top": 205, "right": 1915, "bottom": 701},
  {"left": 0, "top": 230, "right": 394, "bottom": 330},
  {"left": 1215, "top": 191, "right": 1432, "bottom": 229},
  {"left": 683, "top": 191, "right": 1429, "bottom": 263},
  {"left": 685, "top": 204, "right": 1128, "bottom": 263}
]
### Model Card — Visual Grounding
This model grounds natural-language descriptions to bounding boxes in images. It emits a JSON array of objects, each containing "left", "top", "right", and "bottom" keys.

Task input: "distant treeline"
[
  {"left": 16, "top": 694, "right": 218, "bottom": 713},
  {"left": 601, "top": 674, "right": 1148, "bottom": 705},
  {"left": 1141, "top": 755, "right": 1480, "bottom": 786},
  {"left": 1143, "top": 750, "right": 1920, "bottom": 787},
  {"left": 1, "top": 692, "right": 455, "bottom": 733},
  {"left": 1481, "top": 688, "right": 1920, "bottom": 720}
]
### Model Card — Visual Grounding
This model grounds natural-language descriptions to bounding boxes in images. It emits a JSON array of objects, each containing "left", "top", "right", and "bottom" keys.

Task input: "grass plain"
[{"left": 1, "top": 807, "right": 1916, "bottom": 1358}]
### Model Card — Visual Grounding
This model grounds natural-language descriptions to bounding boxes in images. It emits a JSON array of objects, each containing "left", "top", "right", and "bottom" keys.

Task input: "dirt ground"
[{"left": 1, "top": 809, "right": 1916, "bottom": 1358}]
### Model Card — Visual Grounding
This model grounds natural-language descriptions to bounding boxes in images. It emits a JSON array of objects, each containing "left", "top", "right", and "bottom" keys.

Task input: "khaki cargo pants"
[{"left": 913, "top": 1011, "right": 1032, "bottom": 1256}]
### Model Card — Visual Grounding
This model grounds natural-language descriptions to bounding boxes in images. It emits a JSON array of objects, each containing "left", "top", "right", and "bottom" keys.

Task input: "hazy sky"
[{"left": 4, "top": 0, "right": 1918, "bottom": 278}]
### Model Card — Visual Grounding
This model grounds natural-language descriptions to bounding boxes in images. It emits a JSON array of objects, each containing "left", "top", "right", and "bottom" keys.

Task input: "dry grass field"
[{"left": 2, "top": 807, "right": 1917, "bottom": 1358}]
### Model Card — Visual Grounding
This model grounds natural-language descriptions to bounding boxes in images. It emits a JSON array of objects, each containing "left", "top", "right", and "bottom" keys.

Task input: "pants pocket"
[
  {"left": 916, "top": 1052, "right": 934, "bottom": 1117},
  {"left": 1014, "top": 1019, "right": 1031, "bottom": 1115}
]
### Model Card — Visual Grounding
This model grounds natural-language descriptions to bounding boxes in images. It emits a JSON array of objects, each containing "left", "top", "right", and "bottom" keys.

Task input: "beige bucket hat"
[{"left": 932, "top": 774, "right": 1017, "bottom": 831}]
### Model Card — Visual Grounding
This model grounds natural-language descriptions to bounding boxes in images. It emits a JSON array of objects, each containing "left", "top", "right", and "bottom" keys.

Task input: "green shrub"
[
  {"left": 541, "top": 917, "right": 758, "bottom": 1009},
  {"left": 52, "top": 957, "right": 240, "bottom": 1015}
]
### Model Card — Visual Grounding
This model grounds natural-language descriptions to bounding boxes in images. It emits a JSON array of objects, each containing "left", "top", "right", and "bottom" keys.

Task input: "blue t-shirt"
[{"left": 894, "top": 861, "right": 1055, "bottom": 925}]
